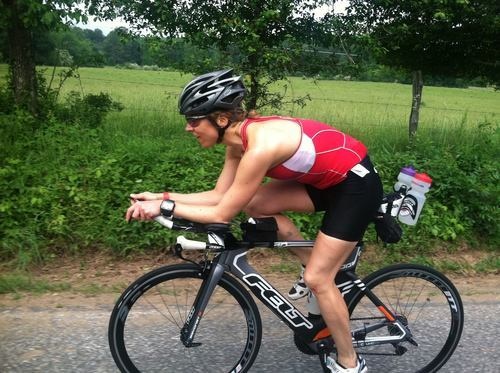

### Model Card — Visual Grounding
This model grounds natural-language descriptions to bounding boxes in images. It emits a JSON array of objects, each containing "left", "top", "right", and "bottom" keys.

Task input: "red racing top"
[{"left": 240, "top": 116, "right": 367, "bottom": 189}]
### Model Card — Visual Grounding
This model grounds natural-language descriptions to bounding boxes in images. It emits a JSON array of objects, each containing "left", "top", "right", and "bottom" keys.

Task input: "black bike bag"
[{"left": 240, "top": 217, "right": 278, "bottom": 242}]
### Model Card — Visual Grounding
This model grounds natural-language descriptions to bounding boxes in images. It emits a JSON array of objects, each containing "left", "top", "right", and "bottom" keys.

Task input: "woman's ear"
[{"left": 216, "top": 114, "right": 229, "bottom": 128}]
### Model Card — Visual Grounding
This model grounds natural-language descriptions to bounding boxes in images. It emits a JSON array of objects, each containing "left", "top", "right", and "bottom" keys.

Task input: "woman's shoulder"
[
  {"left": 244, "top": 116, "right": 302, "bottom": 151},
  {"left": 244, "top": 116, "right": 301, "bottom": 132},
  {"left": 246, "top": 115, "right": 297, "bottom": 123}
]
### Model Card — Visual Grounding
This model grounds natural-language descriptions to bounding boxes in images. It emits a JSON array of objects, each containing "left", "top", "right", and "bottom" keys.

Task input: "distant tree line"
[
  {"left": 1, "top": 25, "right": 368, "bottom": 80},
  {"left": 1, "top": 24, "right": 492, "bottom": 91}
]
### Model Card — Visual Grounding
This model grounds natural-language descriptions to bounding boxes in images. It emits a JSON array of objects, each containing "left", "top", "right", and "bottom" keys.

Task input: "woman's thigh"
[
  {"left": 245, "top": 180, "right": 315, "bottom": 216},
  {"left": 305, "top": 232, "right": 357, "bottom": 286}
]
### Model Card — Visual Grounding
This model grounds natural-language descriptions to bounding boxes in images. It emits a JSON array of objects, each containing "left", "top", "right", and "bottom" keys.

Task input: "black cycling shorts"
[{"left": 305, "top": 156, "right": 383, "bottom": 242}]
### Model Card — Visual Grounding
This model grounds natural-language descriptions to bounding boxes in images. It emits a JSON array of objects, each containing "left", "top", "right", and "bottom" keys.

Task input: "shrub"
[
  {"left": 54, "top": 91, "right": 124, "bottom": 128},
  {"left": 371, "top": 122, "right": 499, "bottom": 249}
]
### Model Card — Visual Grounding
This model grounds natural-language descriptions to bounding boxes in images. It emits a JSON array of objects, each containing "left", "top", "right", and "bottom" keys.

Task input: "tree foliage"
[
  {"left": 34, "top": 27, "right": 105, "bottom": 67},
  {"left": 345, "top": 0, "right": 500, "bottom": 85},
  {"left": 85, "top": 0, "right": 329, "bottom": 110},
  {"left": 0, "top": 0, "right": 87, "bottom": 114}
]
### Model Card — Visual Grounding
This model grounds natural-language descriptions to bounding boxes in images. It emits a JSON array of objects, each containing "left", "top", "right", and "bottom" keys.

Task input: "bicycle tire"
[
  {"left": 347, "top": 263, "right": 464, "bottom": 373},
  {"left": 108, "top": 263, "right": 262, "bottom": 373}
]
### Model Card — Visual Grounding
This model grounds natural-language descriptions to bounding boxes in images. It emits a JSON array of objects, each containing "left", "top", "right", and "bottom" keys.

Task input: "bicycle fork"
[{"left": 180, "top": 261, "right": 225, "bottom": 347}]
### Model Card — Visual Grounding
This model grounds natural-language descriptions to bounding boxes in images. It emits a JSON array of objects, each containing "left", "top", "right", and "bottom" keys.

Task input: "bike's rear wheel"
[
  {"left": 347, "top": 264, "right": 464, "bottom": 373},
  {"left": 109, "top": 263, "right": 262, "bottom": 373}
]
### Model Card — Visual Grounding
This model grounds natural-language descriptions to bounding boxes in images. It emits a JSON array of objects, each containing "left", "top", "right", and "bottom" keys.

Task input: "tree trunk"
[
  {"left": 408, "top": 70, "right": 423, "bottom": 139},
  {"left": 4, "top": 0, "right": 38, "bottom": 115},
  {"left": 247, "top": 74, "right": 259, "bottom": 111}
]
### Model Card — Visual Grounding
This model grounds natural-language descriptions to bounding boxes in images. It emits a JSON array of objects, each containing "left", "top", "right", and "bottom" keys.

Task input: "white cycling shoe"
[
  {"left": 287, "top": 265, "right": 309, "bottom": 300},
  {"left": 326, "top": 355, "right": 368, "bottom": 373}
]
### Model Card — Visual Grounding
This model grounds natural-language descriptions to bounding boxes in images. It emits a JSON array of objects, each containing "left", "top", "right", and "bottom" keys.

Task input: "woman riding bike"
[{"left": 126, "top": 69, "right": 383, "bottom": 373}]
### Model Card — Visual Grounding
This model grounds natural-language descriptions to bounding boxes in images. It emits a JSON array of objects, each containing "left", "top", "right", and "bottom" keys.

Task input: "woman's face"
[{"left": 185, "top": 117, "right": 219, "bottom": 148}]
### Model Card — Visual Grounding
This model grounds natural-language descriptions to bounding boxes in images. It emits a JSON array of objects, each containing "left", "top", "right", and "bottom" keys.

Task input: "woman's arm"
[
  {"left": 172, "top": 147, "right": 274, "bottom": 223},
  {"left": 170, "top": 145, "right": 241, "bottom": 205},
  {"left": 126, "top": 146, "right": 244, "bottom": 222},
  {"left": 172, "top": 126, "right": 284, "bottom": 223},
  {"left": 125, "top": 146, "right": 273, "bottom": 224},
  {"left": 130, "top": 146, "right": 241, "bottom": 205},
  {"left": 126, "top": 119, "right": 296, "bottom": 223}
]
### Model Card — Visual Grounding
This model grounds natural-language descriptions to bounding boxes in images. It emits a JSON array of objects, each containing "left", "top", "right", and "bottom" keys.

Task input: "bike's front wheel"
[
  {"left": 108, "top": 263, "right": 262, "bottom": 373},
  {"left": 347, "top": 263, "right": 464, "bottom": 373}
]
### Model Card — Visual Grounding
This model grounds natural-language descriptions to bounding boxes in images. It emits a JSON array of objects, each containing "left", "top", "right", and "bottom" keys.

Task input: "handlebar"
[
  {"left": 153, "top": 188, "right": 400, "bottom": 251},
  {"left": 153, "top": 216, "right": 230, "bottom": 234},
  {"left": 176, "top": 235, "right": 222, "bottom": 250},
  {"left": 153, "top": 216, "right": 228, "bottom": 251},
  {"left": 154, "top": 216, "right": 174, "bottom": 229}
]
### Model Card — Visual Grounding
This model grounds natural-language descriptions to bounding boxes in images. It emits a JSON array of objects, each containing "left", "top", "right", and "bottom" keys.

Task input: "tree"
[
  {"left": 102, "top": 28, "right": 143, "bottom": 65},
  {"left": 344, "top": 0, "right": 500, "bottom": 138},
  {"left": 82, "top": 28, "right": 105, "bottom": 45},
  {"left": 86, "top": 0, "right": 328, "bottom": 111},
  {"left": 0, "top": 0, "right": 86, "bottom": 115}
]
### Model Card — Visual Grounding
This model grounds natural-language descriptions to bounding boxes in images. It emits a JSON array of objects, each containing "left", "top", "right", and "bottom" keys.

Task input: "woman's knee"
[{"left": 303, "top": 268, "right": 331, "bottom": 294}]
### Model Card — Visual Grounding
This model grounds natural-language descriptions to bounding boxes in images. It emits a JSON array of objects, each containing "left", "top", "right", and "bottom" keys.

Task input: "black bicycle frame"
[{"left": 180, "top": 237, "right": 412, "bottom": 349}]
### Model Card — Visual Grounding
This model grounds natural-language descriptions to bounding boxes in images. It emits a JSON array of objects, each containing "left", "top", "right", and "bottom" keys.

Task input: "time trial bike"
[{"left": 108, "top": 215, "right": 464, "bottom": 373}]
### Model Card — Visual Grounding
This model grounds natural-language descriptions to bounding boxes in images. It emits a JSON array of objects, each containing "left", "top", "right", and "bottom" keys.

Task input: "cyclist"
[{"left": 126, "top": 69, "right": 382, "bottom": 373}]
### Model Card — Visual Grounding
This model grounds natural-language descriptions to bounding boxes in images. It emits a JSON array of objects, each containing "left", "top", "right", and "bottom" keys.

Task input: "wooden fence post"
[{"left": 409, "top": 70, "right": 423, "bottom": 139}]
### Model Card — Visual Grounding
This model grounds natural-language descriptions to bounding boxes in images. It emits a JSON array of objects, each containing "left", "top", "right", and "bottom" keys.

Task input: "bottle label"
[{"left": 399, "top": 194, "right": 418, "bottom": 219}]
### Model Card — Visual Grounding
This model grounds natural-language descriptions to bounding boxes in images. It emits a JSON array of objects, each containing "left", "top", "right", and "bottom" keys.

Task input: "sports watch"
[{"left": 160, "top": 200, "right": 175, "bottom": 217}]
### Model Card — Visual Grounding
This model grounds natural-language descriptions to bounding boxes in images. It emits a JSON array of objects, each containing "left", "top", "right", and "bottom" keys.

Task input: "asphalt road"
[{"left": 1, "top": 296, "right": 499, "bottom": 372}]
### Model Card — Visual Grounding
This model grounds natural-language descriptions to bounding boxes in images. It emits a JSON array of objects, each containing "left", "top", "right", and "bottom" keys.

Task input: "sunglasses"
[{"left": 185, "top": 115, "right": 206, "bottom": 128}]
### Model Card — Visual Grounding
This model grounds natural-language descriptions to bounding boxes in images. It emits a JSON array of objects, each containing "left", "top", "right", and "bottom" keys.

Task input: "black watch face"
[{"left": 161, "top": 200, "right": 174, "bottom": 216}]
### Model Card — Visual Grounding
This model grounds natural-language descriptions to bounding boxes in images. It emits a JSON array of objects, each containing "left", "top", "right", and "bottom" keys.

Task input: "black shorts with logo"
[{"left": 305, "top": 156, "right": 383, "bottom": 242}]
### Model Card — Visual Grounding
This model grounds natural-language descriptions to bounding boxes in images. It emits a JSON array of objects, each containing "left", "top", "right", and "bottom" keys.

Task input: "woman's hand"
[
  {"left": 126, "top": 200, "right": 162, "bottom": 222},
  {"left": 130, "top": 192, "right": 162, "bottom": 201}
]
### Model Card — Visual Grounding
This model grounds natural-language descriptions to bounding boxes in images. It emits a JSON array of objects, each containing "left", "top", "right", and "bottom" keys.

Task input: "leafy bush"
[
  {"left": 371, "top": 121, "right": 499, "bottom": 249},
  {"left": 54, "top": 91, "right": 124, "bottom": 127},
  {"left": 1, "top": 112, "right": 499, "bottom": 267},
  {"left": 0, "top": 122, "right": 170, "bottom": 266}
]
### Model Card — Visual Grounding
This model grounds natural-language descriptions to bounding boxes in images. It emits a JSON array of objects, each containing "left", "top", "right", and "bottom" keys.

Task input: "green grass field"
[{"left": 2, "top": 64, "right": 498, "bottom": 145}]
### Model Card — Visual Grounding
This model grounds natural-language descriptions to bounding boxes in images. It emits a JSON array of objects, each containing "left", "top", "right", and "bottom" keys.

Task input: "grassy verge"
[
  {"left": 268, "top": 244, "right": 500, "bottom": 277},
  {"left": 0, "top": 272, "right": 71, "bottom": 296},
  {"left": 0, "top": 246, "right": 497, "bottom": 297}
]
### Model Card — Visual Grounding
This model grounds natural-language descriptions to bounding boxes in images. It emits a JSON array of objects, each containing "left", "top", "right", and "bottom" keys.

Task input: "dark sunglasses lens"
[{"left": 186, "top": 116, "right": 204, "bottom": 127}]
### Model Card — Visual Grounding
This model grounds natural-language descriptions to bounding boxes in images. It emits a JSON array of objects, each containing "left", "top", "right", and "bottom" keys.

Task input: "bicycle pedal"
[{"left": 317, "top": 341, "right": 332, "bottom": 373}]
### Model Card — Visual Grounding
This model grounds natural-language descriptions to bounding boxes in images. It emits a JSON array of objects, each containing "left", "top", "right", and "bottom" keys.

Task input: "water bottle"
[
  {"left": 394, "top": 166, "right": 416, "bottom": 193},
  {"left": 307, "top": 292, "right": 321, "bottom": 319},
  {"left": 398, "top": 173, "right": 432, "bottom": 225},
  {"left": 378, "top": 166, "right": 415, "bottom": 217}
]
